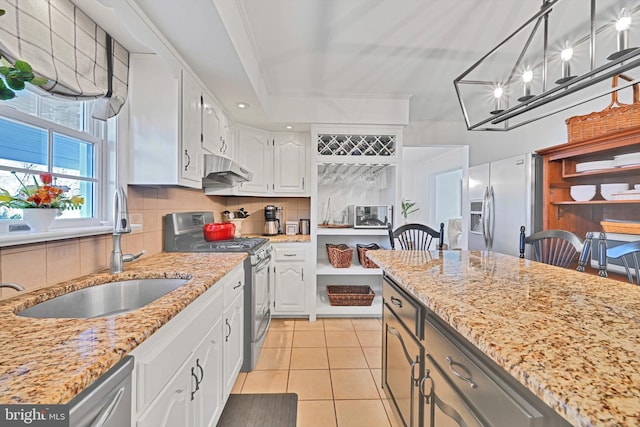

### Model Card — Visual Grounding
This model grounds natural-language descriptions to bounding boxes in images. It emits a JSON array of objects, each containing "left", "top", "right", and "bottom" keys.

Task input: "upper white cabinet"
[
  {"left": 274, "top": 135, "right": 307, "bottom": 193},
  {"left": 236, "top": 126, "right": 308, "bottom": 196},
  {"left": 236, "top": 127, "right": 273, "bottom": 195},
  {"left": 202, "top": 96, "right": 222, "bottom": 155},
  {"left": 128, "top": 53, "right": 203, "bottom": 188}
]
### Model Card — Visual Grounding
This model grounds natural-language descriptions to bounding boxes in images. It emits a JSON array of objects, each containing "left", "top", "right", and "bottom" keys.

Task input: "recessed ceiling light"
[
  {"left": 285, "top": 125, "right": 293, "bottom": 130},
  {"left": 236, "top": 102, "right": 250, "bottom": 109}
]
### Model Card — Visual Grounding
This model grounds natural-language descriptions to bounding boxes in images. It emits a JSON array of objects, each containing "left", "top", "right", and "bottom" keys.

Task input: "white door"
[
  {"left": 181, "top": 71, "right": 203, "bottom": 183},
  {"left": 274, "top": 263, "right": 305, "bottom": 313},
  {"left": 467, "top": 163, "right": 490, "bottom": 251},
  {"left": 488, "top": 154, "right": 531, "bottom": 257},
  {"left": 237, "top": 127, "right": 272, "bottom": 194},
  {"left": 137, "top": 358, "right": 191, "bottom": 427},
  {"left": 223, "top": 292, "right": 244, "bottom": 399},
  {"left": 193, "top": 317, "right": 224, "bottom": 427},
  {"left": 274, "top": 135, "right": 306, "bottom": 193}
]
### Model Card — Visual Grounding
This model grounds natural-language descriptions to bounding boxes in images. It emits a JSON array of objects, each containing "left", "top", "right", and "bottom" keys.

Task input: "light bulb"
[
  {"left": 560, "top": 44, "right": 573, "bottom": 62},
  {"left": 519, "top": 70, "right": 534, "bottom": 102},
  {"left": 522, "top": 70, "right": 533, "bottom": 83},
  {"left": 494, "top": 87, "right": 503, "bottom": 99},
  {"left": 616, "top": 8, "right": 631, "bottom": 32},
  {"left": 490, "top": 86, "right": 505, "bottom": 115}
]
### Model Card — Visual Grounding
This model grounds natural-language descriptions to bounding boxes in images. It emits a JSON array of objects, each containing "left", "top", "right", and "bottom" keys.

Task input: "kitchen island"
[
  {"left": 367, "top": 249, "right": 640, "bottom": 427},
  {"left": 0, "top": 252, "right": 246, "bottom": 405}
]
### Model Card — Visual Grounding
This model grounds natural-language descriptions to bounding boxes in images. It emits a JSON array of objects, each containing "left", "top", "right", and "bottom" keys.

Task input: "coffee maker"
[{"left": 264, "top": 205, "right": 281, "bottom": 235}]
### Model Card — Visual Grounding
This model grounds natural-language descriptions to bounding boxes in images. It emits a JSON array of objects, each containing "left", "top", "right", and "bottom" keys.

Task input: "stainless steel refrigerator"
[{"left": 468, "top": 153, "right": 542, "bottom": 257}]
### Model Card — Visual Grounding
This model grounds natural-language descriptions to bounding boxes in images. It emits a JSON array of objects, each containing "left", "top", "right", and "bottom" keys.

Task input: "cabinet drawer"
[
  {"left": 274, "top": 246, "right": 305, "bottom": 261},
  {"left": 224, "top": 265, "right": 244, "bottom": 306},
  {"left": 383, "top": 275, "right": 421, "bottom": 338},
  {"left": 424, "top": 316, "right": 544, "bottom": 427}
]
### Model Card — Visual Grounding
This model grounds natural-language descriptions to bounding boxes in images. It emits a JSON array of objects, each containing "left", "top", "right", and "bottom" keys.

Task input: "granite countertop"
[
  {"left": 245, "top": 233, "right": 311, "bottom": 243},
  {"left": 0, "top": 252, "right": 246, "bottom": 405},
  {"left": 366, "top": 250, "right": 640, "bottom": 427}
]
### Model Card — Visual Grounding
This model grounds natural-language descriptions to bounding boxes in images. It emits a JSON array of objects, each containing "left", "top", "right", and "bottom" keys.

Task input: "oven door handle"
[
  {"left": 254, "top": 308, "right": 272, "bottom": 343},
  {"left": 253, "top": 253, "right": 273, "bottom": 270}
]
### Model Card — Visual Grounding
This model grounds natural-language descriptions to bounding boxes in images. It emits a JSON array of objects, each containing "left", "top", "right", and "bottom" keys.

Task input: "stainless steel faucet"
[
  {"left": 110, "top": 187, "right": 146, "bottom": 273},
  {"left": 0, "top": 283, "right": 25, "bottom": 292}
]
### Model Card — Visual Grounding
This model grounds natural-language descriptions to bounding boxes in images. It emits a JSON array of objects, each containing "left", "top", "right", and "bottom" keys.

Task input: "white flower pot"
[{"left": 22, "top": 209, "right": 59, "bottom": 232}]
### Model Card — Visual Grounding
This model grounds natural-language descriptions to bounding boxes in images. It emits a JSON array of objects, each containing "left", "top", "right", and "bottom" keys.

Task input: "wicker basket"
[
  {"left": 326, "top": 243, "right": 353, "bottom": 268},
  {"left": 356, "top": 243, "right": 380, "bottom": 268},
  {"left": 566, "top": 74, "right": 640, "bottom": 144},
  {"left": 326, "top": 285, "right": 375, "bottom": 306}
]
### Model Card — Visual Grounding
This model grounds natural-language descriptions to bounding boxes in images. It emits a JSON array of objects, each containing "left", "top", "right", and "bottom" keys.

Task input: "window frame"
[{"left": 0, "top": 104, "right": 105, "bottom": 229}]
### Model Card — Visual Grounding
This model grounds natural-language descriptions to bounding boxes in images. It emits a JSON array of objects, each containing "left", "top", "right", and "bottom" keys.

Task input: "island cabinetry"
[
  {"left": 131, "top": 264, "right": 244, "bottom": 427},
  {"left": 272, "top": 243, "right": 310, "bottom": 315},
  {"left": 537, "top": 129, "right": 640, "bottom": 239}
]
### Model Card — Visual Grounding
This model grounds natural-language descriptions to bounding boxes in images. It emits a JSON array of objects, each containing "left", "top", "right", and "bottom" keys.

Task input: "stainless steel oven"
[{"left": 164, "top": 211, "right": 273, "bottom": 372}]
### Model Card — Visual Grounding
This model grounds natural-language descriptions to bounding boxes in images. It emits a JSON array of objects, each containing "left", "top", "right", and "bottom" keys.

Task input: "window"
[{"left": 0, "top": 92, "right": 103, "bottom": 224}]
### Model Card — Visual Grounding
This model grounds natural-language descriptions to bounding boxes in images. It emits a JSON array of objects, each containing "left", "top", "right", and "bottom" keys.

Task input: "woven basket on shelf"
[
  {"left": 326, "top": 285, "right": 375, "bottom": 306},
  {"left": 356, "top": 243, "right": 380, "bottom": 268},
  {"left": 326, "top": 243, "right": 353, "bottom": 268},
  {"left": 565, "top": 74, "right": 640, "bottom": 144}
]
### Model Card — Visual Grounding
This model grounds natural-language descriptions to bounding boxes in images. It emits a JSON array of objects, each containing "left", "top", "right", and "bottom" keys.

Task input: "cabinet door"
[
  {"left": 274, "top": 135, "right": 306, "bottom": 193},
  {"left": 220, "top": 112, "right": 232, "bottom": 156},
  {"left": 223, "top": 292, "right": 244, "bottom": 398},
  {"left": 273, "top": 263, "right": 306, "bottom": 313},
  {"left": 193, "top": 316, "right": 224, "bottom": 427},
  {"left": 181, "top": 70, "right": 203, "bottom": 183},
  {"left": 237, "top": 127, "right": 272, "bottom": 194},
  {"left": 202, "top": 94, "right": 223, "bottom": 155},
  {"left": 384, "top": 306, "right": 422, "bottom": 427},
  {"left": 137, "top": 358, "right": 191, "bottom": 427}
]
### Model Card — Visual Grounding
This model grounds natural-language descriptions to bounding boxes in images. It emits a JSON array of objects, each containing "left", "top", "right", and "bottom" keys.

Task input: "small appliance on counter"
[
  {"left": 285, "top": 221, "right": 298, "bottom": 235},
  {"left": 300, "top": 219, "right": 310, "bottom": 235},
  {"left": 264, "top": 205, "right": 280, "bottom": 235},
  {"left": 347, "top": 205, "right": 392, "bottom": 228}
]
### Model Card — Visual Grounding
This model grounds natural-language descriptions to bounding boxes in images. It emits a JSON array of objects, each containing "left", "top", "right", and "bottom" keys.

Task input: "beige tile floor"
[{"left": 231, "top": 318, "right": 402, "bottom": 427}]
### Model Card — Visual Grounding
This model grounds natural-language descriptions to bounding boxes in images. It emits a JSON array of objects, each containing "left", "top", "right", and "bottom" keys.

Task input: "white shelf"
[
  {"left": 315, "top": 293, "right": 382, "bottom": 317},
  {"left": 316, "top": 259, "right": 382, "bottom": 276},
  {"left": 317, "top": 227, "right": 389, "bottom": 236}
]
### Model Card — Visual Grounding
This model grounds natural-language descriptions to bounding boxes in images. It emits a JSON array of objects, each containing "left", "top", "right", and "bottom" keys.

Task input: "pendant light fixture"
[{"left": 454, "top": 1, "right": 640, "bottom": 131}]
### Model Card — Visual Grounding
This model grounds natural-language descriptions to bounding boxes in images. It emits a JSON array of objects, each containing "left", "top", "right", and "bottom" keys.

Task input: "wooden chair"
[
  {"left": 518, "top": 226, "right": 587, "bottom": 270},
  {"left": 388, "top": 222, "right": 444, "bottom": 250},
  {"left": 598, "top": 240, "right": 640, "bottom": 285}
]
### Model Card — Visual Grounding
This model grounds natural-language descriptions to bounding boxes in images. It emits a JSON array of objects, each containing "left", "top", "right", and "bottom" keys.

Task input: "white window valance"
[{"left": 0, "top": 0, "right": 129, "bottom": 118}]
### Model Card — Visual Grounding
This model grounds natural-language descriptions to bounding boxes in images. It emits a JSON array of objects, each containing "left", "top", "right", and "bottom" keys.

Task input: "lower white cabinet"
[
  {"left": 131, "top": 264, "right": 244, "bottom": 427},
  {"left": 222, "top": 278, "right": 244, "bottom": 399},
  {"left": 273, "top": 243, "right": 309, "bottom": 315}
]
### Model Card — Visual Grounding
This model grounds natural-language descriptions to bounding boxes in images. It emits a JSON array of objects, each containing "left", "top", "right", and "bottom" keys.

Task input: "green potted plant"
[{"left": 401, "top": 199, "right": 419, "bottom": 224}]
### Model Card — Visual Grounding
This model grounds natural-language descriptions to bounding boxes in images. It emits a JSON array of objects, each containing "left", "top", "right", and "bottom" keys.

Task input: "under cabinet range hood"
[{"left": 202, "top": 154, "right": 253, "bottom": 187}]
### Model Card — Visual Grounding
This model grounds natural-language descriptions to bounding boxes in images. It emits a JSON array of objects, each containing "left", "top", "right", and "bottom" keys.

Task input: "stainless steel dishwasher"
[{"left": 67, "top": 356, "right": 133, "bottom": 427}]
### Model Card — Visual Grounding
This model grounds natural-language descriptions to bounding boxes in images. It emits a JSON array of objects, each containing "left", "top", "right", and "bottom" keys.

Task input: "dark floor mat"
[{"left": 217, "top": 393, "right": 298, "bottom": 427}]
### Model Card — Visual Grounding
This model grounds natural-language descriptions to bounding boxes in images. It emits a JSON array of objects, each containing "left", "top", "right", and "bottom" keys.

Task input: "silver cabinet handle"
[
  {"left": 233, "top": 281, "right": 242, "bottom": 289},
  {"left": 390, "top": 296, "right": 403, "bottom": 308},
  {"left": 225, "top": 319, "right": 231, "bottom": 342},
  {"left": 184, "top": 149, "right": 191, "bottom": 171},
  {"left": 283, "top": 253, "right": 297, "bottom": 257},
  {"left": 446, "top": 356, "right": 477, "bottom": 389},
  {"left": 196, "top": 358, "right": 204, "bottom": 384},
  {"left": 191, "top": 367, "right": 199, "bottom": 401},
  {"left": 419, "top": 370, "right": 433, "bottom": 404}
]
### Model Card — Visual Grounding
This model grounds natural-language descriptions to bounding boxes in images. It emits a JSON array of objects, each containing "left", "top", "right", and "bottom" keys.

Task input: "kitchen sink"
[{"left": 17, "top": 278, "right": 189, "bottom": 319}]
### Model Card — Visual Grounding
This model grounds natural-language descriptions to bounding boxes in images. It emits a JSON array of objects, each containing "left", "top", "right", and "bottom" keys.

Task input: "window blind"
[{"left": 0, "top": 0, "right": 129, "bottom": 117}]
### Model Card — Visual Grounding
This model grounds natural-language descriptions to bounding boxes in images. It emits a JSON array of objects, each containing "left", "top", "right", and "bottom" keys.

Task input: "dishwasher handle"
[{"left": 89, "top": 387, "right": 125, "bottom": 427}]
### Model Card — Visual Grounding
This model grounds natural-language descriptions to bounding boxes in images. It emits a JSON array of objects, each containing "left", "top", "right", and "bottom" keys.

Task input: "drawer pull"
[
  {"left": 283, "top": 253, "right": 296, "bottom": 257},
  {"left": 191, "top": 367, "right": 199, "bottom": 401},
  {"left": 419, "top": 370, "right": 433, "bottom": 404},
  {"left": 446, "top": 356, "right": 478, "bottom": 389},
  {"left": 225, "top": 319, "right": 231, "bottom": 342},
  {"left": 390, "top": 296, "right": 403, "bottom": 308},
  {"left": 233, "top": 281, "right": 242, "bottom": 290}
]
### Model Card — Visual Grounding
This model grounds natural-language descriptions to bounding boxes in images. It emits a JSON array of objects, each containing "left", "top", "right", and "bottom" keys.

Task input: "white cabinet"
[
  {"left": 202, "top": 95, "right": 222, "bottom": 155},
  {"left": 131, "top": 263, "right": 244, "bottom": 427},
  {"left": 274, "top": 135, "right": 306, "bottom": 193},
  {"left": 222, "top": 272, "right": 244, "bottom": 399},
  {"left": 237, "top": 127, "right": 272, "bottom": 195},
  {"left": 128, "top": 54, "right": 203, "bottom": 188},
  {"left": 220, "top": 111, "right": 233, "bottom": 157},
  {"left": 273, "top": 244, "right": 309, "bottom": 315}
]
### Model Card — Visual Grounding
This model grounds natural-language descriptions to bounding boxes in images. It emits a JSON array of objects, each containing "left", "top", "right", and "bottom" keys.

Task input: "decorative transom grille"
[{"left": 317, "top": 134, "right": 395, "bottom": 156}]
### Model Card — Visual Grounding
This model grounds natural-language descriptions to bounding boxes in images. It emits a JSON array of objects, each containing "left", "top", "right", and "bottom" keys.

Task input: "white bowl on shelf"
[
  {"left": 600, "top": 183, "right": 629, "bottom": 200},
  {"left": 570, "top": 185, "right": 596, "bottom": 201}
]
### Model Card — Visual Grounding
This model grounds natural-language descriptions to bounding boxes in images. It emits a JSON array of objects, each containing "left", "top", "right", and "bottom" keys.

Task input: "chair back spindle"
[{"left": 388, "top": 223, "right": 444, "bottom": 251}]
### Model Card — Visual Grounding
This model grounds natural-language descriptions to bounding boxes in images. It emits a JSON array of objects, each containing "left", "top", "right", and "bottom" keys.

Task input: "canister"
[{"left": 300, "top": 219, "right": 310, "bottom": 235}]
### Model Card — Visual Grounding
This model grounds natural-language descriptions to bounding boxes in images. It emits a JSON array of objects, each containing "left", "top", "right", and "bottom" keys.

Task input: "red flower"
[{"left": 40, "top": 173, "right": 53, "bottom": 184}]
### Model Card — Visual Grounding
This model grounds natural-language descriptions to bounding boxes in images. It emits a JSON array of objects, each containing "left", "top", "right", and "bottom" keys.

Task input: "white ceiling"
[{"left": 81, "top": 0, "right": 623, "bottom": 131}]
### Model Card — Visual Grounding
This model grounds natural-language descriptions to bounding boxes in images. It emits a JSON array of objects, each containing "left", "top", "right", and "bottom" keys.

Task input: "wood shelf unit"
[{"left": 537, "top": 129, "right": 640, "bottom": 239}]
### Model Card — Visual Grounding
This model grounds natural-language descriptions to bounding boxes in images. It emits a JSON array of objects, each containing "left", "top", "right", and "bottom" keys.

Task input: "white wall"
[{"left": 403, "top": 95, "right": 616, "bottom": 166}]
